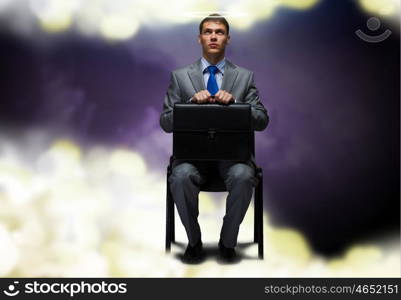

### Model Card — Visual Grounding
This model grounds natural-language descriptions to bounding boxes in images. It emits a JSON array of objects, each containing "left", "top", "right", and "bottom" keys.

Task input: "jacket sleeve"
[
  {"left": 244, "top": 72, "right": 269, "bottom": 131},
  {"left": 160, "top": 72, "right": 181, "bottom": 133}
]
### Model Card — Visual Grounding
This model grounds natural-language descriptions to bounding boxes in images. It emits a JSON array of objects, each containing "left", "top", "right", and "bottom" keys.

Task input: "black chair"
[
  {"left": 165, "top": 158, "right": 264, "bottom": 259},
  {"left": 165, "top": 104, "right": 264, "bottom": 259}
]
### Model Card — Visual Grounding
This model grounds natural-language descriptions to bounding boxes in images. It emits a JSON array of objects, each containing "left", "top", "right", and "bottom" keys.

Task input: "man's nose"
[{"left": 210, "top": 34, "right": 217, "bottom": 41}]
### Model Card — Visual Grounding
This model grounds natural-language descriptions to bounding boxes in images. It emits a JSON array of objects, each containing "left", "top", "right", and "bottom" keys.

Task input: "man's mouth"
[{"left": 209, "top": 44, "right": 218, "bottom": 48}]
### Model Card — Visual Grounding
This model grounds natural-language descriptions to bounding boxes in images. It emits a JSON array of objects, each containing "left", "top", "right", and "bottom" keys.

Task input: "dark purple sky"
[{"left": 0, "top": 0, "right": 399, "bottom": 254}]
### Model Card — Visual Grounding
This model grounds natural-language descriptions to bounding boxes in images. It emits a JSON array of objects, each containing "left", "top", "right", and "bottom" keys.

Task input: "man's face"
[{"left": 198, "top": 21, "right": 230, "bottom": 56}]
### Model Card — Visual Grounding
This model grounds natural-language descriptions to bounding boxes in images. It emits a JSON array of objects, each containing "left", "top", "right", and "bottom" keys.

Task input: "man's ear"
[
  {"left": 227, "top": 35, "right": 231, "bottom": 44},
  {"left": 198, "top": 35, "right": 201, "bottom": 44}
]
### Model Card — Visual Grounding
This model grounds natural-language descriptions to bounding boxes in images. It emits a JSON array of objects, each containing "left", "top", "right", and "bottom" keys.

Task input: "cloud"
[
  {"left": 358, "top": 0, "right": 400, "bottom": 31},
  {"left": 358, "top": 0, "right": 399, "bottom": 16},
  {"left": 0, "top": 130, "right": 399, "bottom": 277},
  {"left": 0, "top": 0, "right": 321, "bottom": 40}
]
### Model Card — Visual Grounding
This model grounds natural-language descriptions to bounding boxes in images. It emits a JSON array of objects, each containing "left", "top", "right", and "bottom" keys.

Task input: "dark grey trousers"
[{"left": 168, "top": 160, "right": 257, "bottom": 248}]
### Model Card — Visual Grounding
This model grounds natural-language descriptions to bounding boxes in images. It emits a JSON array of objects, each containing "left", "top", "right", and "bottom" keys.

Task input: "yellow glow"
[
  {"left": 226, "top": 0, "right": 320, "bottom": 30},
  {"left": 38, "top": 14, "right": 72, "bottom": 32},
  {"left": 345, "top": 246, "right": 382, "bottom": 265},
  {"left": 108, "top": 149, "right": 146, "bottom": 177},
  {"left": 50, "top": 139, "right": 81, "bottom": 161},
  {"left": 37, "top": 139, "right": 84, "bottom": 181},
  {"left": 359, "top": 0, "right": 399, "bottom": 16},
  {"left": 100, "top": 15, "right": 139, "bottom": 40},
  {"left": 171, "top": 0, "right": 221, "bottom": 24},
  {"left": 279, "top": 0, "right": 320, "bottom": 10},
  {"left": 267, "top": 227, "right": 312, "bottom": 264},
  {"left": 0, "top": 0, "right": 323, "bottom": 39},
  {"left": 327, "top": 246, "right": 388, "bottom": 277},
  {"left": 199, "top": 192, "right": 218, "bottom": 214},
  {"left": 0, "top": 134, "right": 399, "bottom": 277},
  {"left": 30, "top": 0, "right": 78, "bottom": 32},
  {"left": 74, "top": 1, "right": 105, "bottom": 36}
]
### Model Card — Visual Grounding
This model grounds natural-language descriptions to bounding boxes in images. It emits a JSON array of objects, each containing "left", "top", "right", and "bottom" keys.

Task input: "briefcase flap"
[
  {"left": 173, "top": 103, "right": 251, "bottom": 132},
  {"left": 172, "top": 103, "right": 253, "bottom": 161}
]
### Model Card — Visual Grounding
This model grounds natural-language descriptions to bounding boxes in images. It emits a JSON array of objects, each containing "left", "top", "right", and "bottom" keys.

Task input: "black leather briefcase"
[{"left": 172, "top": 103, "right": 254, "bottom": 161}]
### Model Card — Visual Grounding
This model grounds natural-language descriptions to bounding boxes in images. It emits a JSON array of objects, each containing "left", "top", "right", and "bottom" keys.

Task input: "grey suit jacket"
[{"left": 160, "top": 58, "right": 269, "bottom": 133}]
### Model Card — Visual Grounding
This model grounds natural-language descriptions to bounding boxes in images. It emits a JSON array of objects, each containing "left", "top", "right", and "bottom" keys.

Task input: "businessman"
[{"left": 160, "top": 14, "right": 269, "bottom": 262}]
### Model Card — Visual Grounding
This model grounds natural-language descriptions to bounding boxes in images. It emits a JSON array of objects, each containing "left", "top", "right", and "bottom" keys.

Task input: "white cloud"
[
  {"left": 0, "top": 130, "right": 399, "bottom": 277},
  {"left": 0, "top": 0, "right": 321, "bottom": 40}
]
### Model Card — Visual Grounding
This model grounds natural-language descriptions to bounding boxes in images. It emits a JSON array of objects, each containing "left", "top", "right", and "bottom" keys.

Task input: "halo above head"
[{"left": 180, "top": 11, "right": 249, "bottom": 19}]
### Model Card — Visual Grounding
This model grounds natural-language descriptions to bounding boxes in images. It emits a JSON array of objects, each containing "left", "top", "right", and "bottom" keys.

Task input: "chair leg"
[
  {"left": 166, "top": 175, "right": 175, "bottom": 252},
  {"left": 255, "top": 174, "right": 264, "bottom": 259},
  {"left": 170, "top": 193, "right": 175, "bottom": 243},
  {"left": 254, "top": 190, "right": 259, "bottom": 243},
  {"left": 166, "top": 181, "right": 171, "bottom": 252}
]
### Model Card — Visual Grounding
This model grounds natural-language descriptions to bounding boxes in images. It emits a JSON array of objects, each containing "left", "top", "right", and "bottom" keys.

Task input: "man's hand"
[
  {"left": 213, "top": 90, "right": 234, "bottom": 104},
  {"left": 192, "top": 90, "right": 234, "bottom": 104},
  {"left": 192, "top": 90, "right": 212, "bottom": 104}
]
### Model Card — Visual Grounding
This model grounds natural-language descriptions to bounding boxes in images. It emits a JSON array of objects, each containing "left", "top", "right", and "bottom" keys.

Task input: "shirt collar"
[{"left": 201, "top": 57, "right": 225, "bottom": 75}]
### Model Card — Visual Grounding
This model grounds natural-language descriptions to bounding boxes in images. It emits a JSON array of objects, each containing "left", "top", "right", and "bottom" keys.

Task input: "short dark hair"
[{"left": 199, "top": 13, "right": 230, "bottom": 34}]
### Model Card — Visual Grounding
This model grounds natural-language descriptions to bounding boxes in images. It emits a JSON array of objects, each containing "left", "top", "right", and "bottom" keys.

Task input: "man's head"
[{"left": 198, "top": 14, "right": 230, "bottom": 60}]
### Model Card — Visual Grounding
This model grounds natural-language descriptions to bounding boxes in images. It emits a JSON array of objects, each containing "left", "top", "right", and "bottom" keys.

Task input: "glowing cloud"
[
  {"left": 29, "top": 0, "right": 78, "bottom": 32},
  {"left": 358, "top": 0, "right": 399, "bottom": 16},
  {"left": 226, "top": 0, "right": 320, "bottom": 30},
  {"left": 0, "top": 0, "right": 321, "bottom": 40},
  {"left": 0, "top": 131, "right": 399, "bottom": 277}
]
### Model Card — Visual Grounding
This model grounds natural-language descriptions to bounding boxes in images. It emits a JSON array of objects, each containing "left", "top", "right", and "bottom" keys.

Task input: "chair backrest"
[{"left": 172, "top": 103, "right": 255, "bottom": 161}]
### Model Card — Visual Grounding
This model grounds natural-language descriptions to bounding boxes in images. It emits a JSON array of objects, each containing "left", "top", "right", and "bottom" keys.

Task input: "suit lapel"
[
  {"left": 187, "top": 58, "right": 239, "bottom": 93},
  {"left": 221, "top": 59, "right": 238, "bottom": 93},
  {"left": 188, "top": 59, "right": 205, "bottom": 92}
]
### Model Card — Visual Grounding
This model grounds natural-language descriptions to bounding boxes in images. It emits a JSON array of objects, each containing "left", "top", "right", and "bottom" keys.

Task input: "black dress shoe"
[
  {"left": 218, "top": 240, "right": 237, "bottom": 262},
  {"left": 183, "top": 241, "right": 204, "bottom": 262}
]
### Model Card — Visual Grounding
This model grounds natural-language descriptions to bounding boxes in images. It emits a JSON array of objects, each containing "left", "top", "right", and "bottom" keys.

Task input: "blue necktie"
[{"left": 207, "top": 65, "right": 219, "bottom": 96}]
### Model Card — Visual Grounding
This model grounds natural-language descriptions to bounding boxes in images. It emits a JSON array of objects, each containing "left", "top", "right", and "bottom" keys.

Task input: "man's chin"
[{"left": 205, "top": 49, "right": 223, "bottom": 55}]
